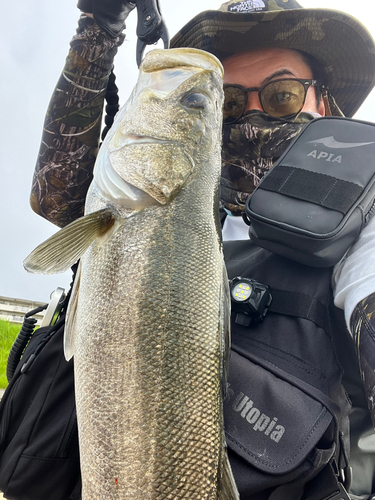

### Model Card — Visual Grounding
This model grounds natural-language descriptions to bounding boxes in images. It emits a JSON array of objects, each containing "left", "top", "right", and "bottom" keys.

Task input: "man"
[{"left": 29, "top": 0, "right": 375, "bottom": 498}]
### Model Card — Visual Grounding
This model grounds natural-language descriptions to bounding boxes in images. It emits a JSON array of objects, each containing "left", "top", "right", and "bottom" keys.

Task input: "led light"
[
  {"left": 231, "top": 282, "right": 252, "bottom": 302},
  {"left": 229, "top": 276, "right": 272, "bottom": 326}
]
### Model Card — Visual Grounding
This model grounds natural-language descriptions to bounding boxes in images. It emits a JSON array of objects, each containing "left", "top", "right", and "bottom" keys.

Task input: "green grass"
[{"left": 0, "top": 319, "right": 21, "bottom": 389}]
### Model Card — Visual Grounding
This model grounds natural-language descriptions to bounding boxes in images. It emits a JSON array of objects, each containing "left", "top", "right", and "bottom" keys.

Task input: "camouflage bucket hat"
[{"left": 171, "top": 0, "right": 375, "bottom": 117}]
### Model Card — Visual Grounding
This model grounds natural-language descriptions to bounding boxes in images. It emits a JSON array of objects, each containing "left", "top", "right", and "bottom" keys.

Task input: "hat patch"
[{"left": 228, "top": 0, "right": 266, "bottom": 13}]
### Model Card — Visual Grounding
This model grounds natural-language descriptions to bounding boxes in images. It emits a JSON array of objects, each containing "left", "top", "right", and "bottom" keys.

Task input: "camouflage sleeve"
[
  {"left": 30, "top": 15, "right": 125, "bottom": 228},
  {"left": 350, "top": 293, "right": 375, "bottom": 427}
]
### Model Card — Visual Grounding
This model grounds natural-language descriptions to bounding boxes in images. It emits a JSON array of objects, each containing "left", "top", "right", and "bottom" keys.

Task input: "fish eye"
[{"left": 181, "top": 93, "right": 209, "bottom": 110}]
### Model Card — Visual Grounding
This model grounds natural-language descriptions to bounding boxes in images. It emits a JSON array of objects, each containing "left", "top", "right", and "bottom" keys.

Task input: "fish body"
[{"left": 25, "top": 48, "right": 238, "bottom": 499}]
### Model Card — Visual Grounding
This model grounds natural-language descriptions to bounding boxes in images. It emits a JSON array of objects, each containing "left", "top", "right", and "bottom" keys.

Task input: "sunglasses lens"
[
  {"left": 261, "top": 80, "right": 306, "bottom": 117},
  {"left": 223, "top": 80, "right": 311, "bottom": 123},
  {"left": 223, "top": 86, "right": 247, "bottom": 124}
]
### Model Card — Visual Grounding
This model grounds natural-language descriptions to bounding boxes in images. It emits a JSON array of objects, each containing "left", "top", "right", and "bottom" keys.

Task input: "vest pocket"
[
  {"left": 224, "top": 349, "right": 337, "bottom": 499},
  {"left": 5, "top": 455, "right": 80, "bottom": 500}
]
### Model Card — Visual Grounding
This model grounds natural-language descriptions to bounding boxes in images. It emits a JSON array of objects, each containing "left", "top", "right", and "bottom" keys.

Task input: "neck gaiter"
[{"left": 221, "top": 110, "right": 320, "bottom": 215}]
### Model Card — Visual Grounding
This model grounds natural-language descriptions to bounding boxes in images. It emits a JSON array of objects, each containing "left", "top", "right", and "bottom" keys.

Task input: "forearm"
[
  {"left": 30, "top": 15, "right": 124, "bottom": 227},
  {"left": 350, "top": 293, "right": 375, "bottom": 426}
]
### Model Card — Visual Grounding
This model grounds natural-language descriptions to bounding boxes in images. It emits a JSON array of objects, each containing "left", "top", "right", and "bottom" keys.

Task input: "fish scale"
[{"left": 24, "top": 48, "right": 239, "bottom": 499}]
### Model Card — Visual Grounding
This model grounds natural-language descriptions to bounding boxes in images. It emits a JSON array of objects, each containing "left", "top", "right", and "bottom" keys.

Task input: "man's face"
[{"left": 223, "top": 47, "right": 325, "bottom": 117}]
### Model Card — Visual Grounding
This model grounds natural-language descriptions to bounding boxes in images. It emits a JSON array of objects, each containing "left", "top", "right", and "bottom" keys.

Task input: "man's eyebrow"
[{"left": 262, "top": 69, "right": 295, "bottom": 85}]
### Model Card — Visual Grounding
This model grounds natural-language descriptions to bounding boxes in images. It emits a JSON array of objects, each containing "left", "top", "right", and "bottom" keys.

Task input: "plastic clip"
[
  {"left": 136, "top": 0, "right": 169, "bottom": 67},
  {"left": 328, "top": 483, "right": 351, "bottom": 500},
  {"left": 21, "top": 354, "right": 36, "bottom": 374}
]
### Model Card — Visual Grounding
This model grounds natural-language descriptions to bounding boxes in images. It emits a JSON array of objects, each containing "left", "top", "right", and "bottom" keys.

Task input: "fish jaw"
[
  {"left": 108, "top": 137, "right": 196, "bottom": 205},
  {"left": 93, "top": 132, "right": 195, "bottom": 208},
  {"left": 92, "top": 139, "right": 160, "bottom": 211}
]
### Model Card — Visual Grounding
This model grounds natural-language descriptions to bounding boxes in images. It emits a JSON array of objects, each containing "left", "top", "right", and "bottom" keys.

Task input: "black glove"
[
  {"left": 351, "top": 293, "right": 375, "bottom": 428},
  {"left": 77, "top": 0, "right": 136, "bottom": 38}
]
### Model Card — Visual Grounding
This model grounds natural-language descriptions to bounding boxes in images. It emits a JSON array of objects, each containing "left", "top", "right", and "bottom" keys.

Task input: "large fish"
[{"left": 24, "top": 48, "right": 238, "bottom": 500}]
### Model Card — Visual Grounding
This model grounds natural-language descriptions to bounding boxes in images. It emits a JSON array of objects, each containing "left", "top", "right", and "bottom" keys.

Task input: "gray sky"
[{"left": 1, "top": 0, "right": 375, "bottom": 303}]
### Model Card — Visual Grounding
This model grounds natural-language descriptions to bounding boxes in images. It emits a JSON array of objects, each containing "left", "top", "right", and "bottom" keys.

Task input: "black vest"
[{"left": 223, "top": 240, "right": 372, "bottom": 500}]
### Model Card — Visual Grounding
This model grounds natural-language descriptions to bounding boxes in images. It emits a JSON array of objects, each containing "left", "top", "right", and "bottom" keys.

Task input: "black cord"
[
  {"left": 101, "top": 68, "right": 120, "bottom": 141},
  {"left": 6, "top": 304, "right": 48, "bottom": 383}
]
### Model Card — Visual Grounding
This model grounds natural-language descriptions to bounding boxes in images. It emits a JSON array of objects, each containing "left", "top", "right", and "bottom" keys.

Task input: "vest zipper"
[{"left": 57, "top": 408, "right": 79, "bottom": 459}]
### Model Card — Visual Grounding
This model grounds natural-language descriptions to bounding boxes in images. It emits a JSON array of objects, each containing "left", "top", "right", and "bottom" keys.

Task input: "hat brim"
[{"left": 171, "top": 8, "right": 375, "bottom": 117}]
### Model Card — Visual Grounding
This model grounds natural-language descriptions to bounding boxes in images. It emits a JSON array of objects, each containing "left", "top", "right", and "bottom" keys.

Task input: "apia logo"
[
  {"left": 228, "top": 0, "right": 266, "bottom": 13},
  {"left": 307, "top": 150, "right": 342, "bottom": 163},
  {"left": 307, "top": 136, "right": 375, "bottom": 149},
  {"left": 305, "top": 135, "right": 375, "bottom": 164},
  {"left": 232, "top": 391, "right": 285, "bottom": 443}
]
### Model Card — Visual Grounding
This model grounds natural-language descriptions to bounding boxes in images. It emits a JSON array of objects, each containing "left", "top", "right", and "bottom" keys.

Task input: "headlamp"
[{"left": 229, "top": 277, "right": 272, "bottom": 327}]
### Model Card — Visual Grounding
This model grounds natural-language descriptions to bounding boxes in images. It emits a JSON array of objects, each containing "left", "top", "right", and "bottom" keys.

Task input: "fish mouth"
[{"left": 109, "top": 134, "right": 177, "bottom": 152}]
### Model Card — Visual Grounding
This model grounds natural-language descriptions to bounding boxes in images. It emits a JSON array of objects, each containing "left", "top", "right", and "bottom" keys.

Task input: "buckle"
[{"left": 327, "top": 483, "right": 351, "bottom": 500}]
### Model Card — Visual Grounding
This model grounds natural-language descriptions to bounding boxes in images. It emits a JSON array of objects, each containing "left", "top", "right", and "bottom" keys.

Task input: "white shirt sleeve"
[
  {"left": 332, "top": 215, "right": 375, "bottom": 332},
  {"left": 222, "top": 214, "right": 250, "bottom": 241}
]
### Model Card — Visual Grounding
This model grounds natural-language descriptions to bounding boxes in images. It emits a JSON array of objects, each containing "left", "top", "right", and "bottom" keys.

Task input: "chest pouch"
[{"left": 244, "top": 117, "right": 375, "bottom": 267}]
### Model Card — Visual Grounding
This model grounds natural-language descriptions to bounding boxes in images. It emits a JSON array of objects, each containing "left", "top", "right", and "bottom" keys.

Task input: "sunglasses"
[{"left": 223, "top": 78, "right": 319, "bottom": 124}]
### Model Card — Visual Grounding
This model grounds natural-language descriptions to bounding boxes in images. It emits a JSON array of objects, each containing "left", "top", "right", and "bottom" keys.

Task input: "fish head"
[{"left": 92, "top": 48, "right": 224, "bottom": 211}]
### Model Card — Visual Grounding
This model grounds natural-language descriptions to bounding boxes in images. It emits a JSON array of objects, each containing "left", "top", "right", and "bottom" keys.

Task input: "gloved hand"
[
  {"left": 77, "top": 0, "right": 136, "bottom": 38},
  {"left": 351, "top": 293, "right": 375, "bottom": 428}
]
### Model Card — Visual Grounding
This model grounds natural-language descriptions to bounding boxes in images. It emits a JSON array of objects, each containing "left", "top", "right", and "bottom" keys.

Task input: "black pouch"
[
  {"left": 225, "top": 348, "right": 340, "bottom": 499},
  {"left": 244, "top": 117, "right": 375, "bottom": 267}
]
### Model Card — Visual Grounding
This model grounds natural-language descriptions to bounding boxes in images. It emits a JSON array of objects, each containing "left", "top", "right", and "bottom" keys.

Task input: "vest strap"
[
  {"left": 260, "top": 165, "right": 363, "bottom": 214},
  {"left": 269, "top": 289, "right": 331, "bottom": 334}
]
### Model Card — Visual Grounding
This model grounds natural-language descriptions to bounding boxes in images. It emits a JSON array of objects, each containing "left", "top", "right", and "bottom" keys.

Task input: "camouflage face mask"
[{"left": 221, "top": 110, "right": 320, "bottom": 215}]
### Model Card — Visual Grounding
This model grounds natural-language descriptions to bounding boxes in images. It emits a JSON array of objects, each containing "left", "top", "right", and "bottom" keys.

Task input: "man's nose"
[{"left": 246, "top": 91, "right": 263, "bottom": 112}]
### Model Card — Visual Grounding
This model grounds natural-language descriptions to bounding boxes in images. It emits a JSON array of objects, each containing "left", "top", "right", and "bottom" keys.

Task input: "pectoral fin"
[{"left": 23, "top": 209, "right": 116, "bottom": 275}]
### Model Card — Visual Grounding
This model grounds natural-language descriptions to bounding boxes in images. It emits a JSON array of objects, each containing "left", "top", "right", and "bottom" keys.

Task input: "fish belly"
[{"left": 74, "top": 204, "right": 226, "bottom": 499}]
